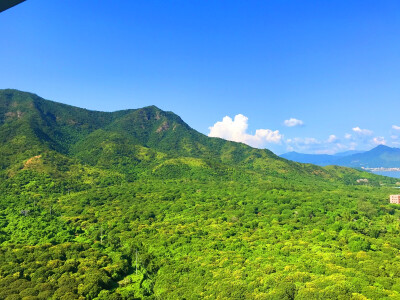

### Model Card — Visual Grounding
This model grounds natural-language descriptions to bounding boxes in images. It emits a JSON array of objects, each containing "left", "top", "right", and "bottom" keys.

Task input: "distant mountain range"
[{"left": 281, "top": 145, "right": 400, "bottom": 168}]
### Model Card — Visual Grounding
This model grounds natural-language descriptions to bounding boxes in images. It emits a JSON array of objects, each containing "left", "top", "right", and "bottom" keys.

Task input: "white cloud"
[
  {"left": 344, "top": 129, "right": 389, "bottom": 149},
  {"left": 336, "top": 143, "right": 349, "bottom": 150},
  {"left": 303, "top": 137, "right": 318, "bottom": 144},
  {"left": 372, "top": 136, "right": 386, "bottom": 145},
  {"left": 286, "top": 137, "right": 319, "bottom": 145},
  {"left": 284, "top": 118, "right": 304, "bottom": 127},
  {"left": 391, "top": 135, "right": 399, "bottom": 140},
  {"left": 392, "top": 125, "right": 400, "bottom": 130},
  {"left": 285, "top": 137, "right": 320, "bottom": 153},
  {"left": 285, "top": 135, "right": 355, "bottom": 154},
  {"left": 352, "top": 126, "right": 373, "bottom": 135},
  {"left": 208, "top": 114, "right": 282, "bottom": 148},
  {"left": 393, "top": 141, "right": 400, "bottom": 147},
  {"left": 327, "top": 135, "right": 338, "bottom": 143},
  {"left": 348, "top": 142, "right": 358, "bottom": 150}
]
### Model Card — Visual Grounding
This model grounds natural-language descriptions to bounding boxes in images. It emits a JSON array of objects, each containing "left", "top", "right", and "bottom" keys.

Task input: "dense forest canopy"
[{"left": 1, "top": 89, "right": 400, "bottom": 299}]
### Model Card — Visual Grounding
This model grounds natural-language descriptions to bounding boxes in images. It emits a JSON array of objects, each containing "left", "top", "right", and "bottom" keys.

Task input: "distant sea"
[{"left": 371, "top": 171, "right": 400, "bottom": 179}]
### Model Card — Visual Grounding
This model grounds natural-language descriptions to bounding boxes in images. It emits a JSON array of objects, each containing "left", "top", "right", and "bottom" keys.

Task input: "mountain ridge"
[
  {"left": 2, "top": 89, "right": 396, "bottom": 186},
  {"left": 281, "top": 145, "right": 400, "bottom": 168},
  {"left": 0, "top": 89, "right": 315, "bottom": 178}
]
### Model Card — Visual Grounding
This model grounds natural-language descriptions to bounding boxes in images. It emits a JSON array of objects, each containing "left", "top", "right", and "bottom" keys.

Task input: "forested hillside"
[{"left": 1, "top": 89, "right": 400, "bottom": 299}]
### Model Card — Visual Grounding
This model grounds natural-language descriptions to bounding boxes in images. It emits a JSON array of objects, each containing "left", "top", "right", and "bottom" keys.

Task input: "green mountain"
[
  {"left": 1, "top": 89, "right": 400, "bottom": 299},
  {"left": 338, "top": 145, "right": 400, "bottom": 168},
  {"left": 0, "top": 89, "right": 385, "bottom": 184}
]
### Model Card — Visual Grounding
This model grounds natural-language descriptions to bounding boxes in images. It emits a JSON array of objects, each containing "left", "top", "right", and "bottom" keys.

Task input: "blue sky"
[{"left": 1, "top": 0, "right": 400, "bottom": 154}]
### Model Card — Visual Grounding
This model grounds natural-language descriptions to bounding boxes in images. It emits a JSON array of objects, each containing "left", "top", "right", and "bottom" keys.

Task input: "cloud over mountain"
[
  {"left": 372, "top": 136, "right": 386, "bottom": 145},
  {"left": 208, "top": 114, "right": 282, "bottom": 148},
  {"left": 285, "top": 135, "right": 348, "bottom": 154},
  {"left": 327, "top": 135, "right": 338, "bottom": 143}
]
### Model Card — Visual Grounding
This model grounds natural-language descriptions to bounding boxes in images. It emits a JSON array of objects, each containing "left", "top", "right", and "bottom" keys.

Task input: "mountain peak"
[
  {"left": 1, "top": 89, "right": 313, "bottom": 179},
  {"left": 140, "top": 104, "right": 162, "bottom": 112},
  {"left": 373, "top": 144, "right": 392, "bottom": 151}
]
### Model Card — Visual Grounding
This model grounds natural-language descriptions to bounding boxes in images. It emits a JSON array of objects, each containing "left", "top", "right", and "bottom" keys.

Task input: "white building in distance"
[{"left": 390, "top": 195, "right": 400, "bottom": 204}]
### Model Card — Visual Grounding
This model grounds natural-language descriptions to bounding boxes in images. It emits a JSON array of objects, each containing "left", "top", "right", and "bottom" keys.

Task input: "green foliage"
[{"left": 1, "top": 89, "right": 400, "bottom": 299}]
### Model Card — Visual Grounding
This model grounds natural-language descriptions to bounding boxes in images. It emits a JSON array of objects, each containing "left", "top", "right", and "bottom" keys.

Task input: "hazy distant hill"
[
  {"left": 333, "top": 150, "right": 365, "bottom": 157},
  {"left": 280, "top": 150, "right": 365, "bottom": 166},
  {"left": 337, "top": 145, "right": 400, "bottom": 168},
  {"left": 281, "top": 145, "right": 400, "bottom": 168}
]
